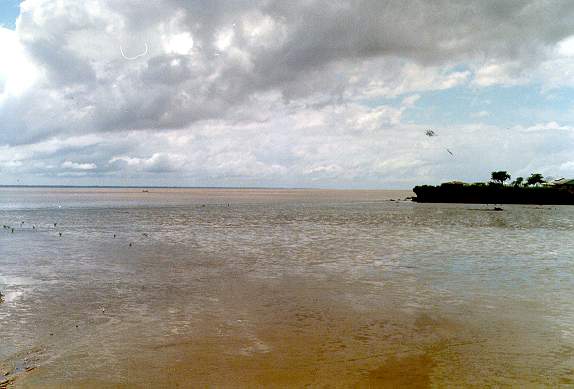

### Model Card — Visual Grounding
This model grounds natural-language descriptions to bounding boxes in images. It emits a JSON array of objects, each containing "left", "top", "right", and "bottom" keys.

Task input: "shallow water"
[{"left": 0, "top": 188, "right": 573, "bottom": 387}]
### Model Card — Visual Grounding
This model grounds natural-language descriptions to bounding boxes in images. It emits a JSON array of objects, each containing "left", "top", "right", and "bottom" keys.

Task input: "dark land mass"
[{"left": 413, "top": 183, "right": 574, "bottom": 205}]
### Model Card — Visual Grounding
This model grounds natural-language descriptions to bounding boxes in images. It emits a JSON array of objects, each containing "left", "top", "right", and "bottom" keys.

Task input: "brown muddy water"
[{"left": 0, "top": 188, "right": 573, "bottom": 387}]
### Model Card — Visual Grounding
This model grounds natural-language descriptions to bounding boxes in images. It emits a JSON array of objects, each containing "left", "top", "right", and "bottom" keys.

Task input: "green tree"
[
  {"left": 526, "top": 173, "right": 544, "bottom": 186},
  {"left": 491, "top": 171, "right": 511, "bottom": 185},
  {"left": 511, "top": 177, "right": 524, "bottom": 187}
]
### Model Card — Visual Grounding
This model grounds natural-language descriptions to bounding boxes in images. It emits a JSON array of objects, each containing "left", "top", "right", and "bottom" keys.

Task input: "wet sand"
[{"left": 1, "top": 188, "right": 573, "bottom": 387}]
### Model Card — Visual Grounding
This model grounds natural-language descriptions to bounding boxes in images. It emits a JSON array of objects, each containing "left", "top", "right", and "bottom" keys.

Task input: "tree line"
[{"left": 490, "top": 171, "right": 545, "bottom": 187}]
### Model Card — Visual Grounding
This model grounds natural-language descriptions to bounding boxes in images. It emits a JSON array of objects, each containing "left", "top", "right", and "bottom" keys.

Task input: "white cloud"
[
  {"left": 471, "top": 110, "right": 490, "bottom": 118},
  {"left": 346, "top": 61, "right": 471, "bottom": 99},
  {"left": 401, "top": 94, "right": 421, "bottom": 107},
  {"left": 472, "top": 62, "right": 529, "bottom": 87},
  {"left": 215, "top": 28, "right": 234, "bottom": 51},
  {"left": 0, "top": 27, "right": 39, "bottom": 99},
  {"left": 521, "top": 121, "right": 573, "bottom": 132},
  {"left": 61, "top": 161, "right": 97, "bottom": 170},
  {"left": 557, "top": 35, "right": 574, "bottom": 57},
  {"left": 163, "top": 32, "right": 194, "bottom": 55},
  {"left": 109, "top": 153, "right": 185, "bottom": 173}
]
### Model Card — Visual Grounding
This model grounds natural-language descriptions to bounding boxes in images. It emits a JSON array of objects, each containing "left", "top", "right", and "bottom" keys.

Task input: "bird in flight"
[
  {"left": 425, "top": 130, "right": 437, "bottom": 137},
  {"left": 446, "top": 148, "right": 454, "bottom": 156}
]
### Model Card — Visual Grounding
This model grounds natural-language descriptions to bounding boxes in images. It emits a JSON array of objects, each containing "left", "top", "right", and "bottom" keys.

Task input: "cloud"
[
  {"left": 109, "top": 153, "right": 184, "bottom": 173},
  {"left": 1, "top": 1, "right": 573, "bottom": 142},
  {"left": 0, "top": 27, "right": 39, "bottom": 98},
  {"left": 471, "top": 110, "right": 490, "bottom": 118},
  {"left": 1, "top": 1, "right": 574, "bottom": 186},
  {"left": 2, "top": 112, "right": 573, "bottom": 188},
  {"left": 61, "top": 161, "right": 97, "bottom": 170}
]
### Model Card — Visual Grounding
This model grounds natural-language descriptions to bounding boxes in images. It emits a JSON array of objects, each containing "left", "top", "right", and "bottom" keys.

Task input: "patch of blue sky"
[
  {"left": 0, "top": 0, "right": 20, "bottom": 29},
  {"left": 401, "top": 84, "right": 574, "bottom": 128}
]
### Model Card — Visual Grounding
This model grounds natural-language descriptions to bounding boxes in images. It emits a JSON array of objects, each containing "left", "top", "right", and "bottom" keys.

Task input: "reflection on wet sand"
[
  {"left": 1, "top": 188, "right": 573, "bottom": 387},
  {"left": 8, "top": 274, "right": 573, "bottom": 387}
]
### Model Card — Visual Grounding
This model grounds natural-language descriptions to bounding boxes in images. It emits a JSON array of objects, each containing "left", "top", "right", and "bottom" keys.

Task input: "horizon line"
[{"left": 0, "top": 184, "right": 410, "bottom": 190}]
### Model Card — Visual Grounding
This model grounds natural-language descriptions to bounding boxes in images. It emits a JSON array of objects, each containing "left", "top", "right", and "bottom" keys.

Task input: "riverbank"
[{"left": 413, "top": 183, "right": 574, "bottom": 204}]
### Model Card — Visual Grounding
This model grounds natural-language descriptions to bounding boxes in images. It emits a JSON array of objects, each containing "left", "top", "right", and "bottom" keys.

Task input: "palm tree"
[
  {"left": 525, "top": 173, "right": 544, "bottom": 187},
  {"left": 511, "top": 177, "right": 524, "bottom": 187},
  {"left": 491, "top": 171, "right": 511, "bottom": 185}
]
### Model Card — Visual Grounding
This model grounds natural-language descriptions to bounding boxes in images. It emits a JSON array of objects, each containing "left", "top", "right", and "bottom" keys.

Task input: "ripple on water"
[{"left": 0, "top": 189, "right": 573, "bottom": 386}]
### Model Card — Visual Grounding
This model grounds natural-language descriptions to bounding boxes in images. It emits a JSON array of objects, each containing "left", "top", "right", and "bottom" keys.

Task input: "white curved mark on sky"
[{"left": 120, "top": 42, "right": 149, "bottom": 60}]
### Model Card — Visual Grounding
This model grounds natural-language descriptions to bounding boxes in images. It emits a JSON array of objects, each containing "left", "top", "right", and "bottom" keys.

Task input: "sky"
[{"left": 0, "top": 0, "right": 574, "bottom": 188}]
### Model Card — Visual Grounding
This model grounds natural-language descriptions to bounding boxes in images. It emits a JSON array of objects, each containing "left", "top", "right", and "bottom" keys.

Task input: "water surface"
[{"left": 0, "top": 188, "right": 573, "bottom": 387}]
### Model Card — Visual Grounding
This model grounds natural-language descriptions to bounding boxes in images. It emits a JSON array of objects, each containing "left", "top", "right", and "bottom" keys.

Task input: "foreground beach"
[{"left": 1, "top": 188, "right": 573, "bottom": 387}]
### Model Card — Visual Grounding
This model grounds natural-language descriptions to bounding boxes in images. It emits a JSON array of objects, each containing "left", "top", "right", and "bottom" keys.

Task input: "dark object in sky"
[
  {"left": 446, "top": 149, "right": 454, "bottom": 156},
  {"left": 425, "top": 130, "right": 436, "bottom": 137}
]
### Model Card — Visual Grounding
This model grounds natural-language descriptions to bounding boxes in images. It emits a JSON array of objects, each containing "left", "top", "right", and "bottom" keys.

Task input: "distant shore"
[{"left": 413, "top": 183, "right": 574, "bottom": 205}]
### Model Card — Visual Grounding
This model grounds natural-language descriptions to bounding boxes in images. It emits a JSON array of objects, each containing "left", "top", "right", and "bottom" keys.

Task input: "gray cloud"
[
  {"left": 1, "top": 0, "right": 574, "bottom": 186},
  {"left": 1, "top": 0, "right": 573, "bottom": 143}
]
